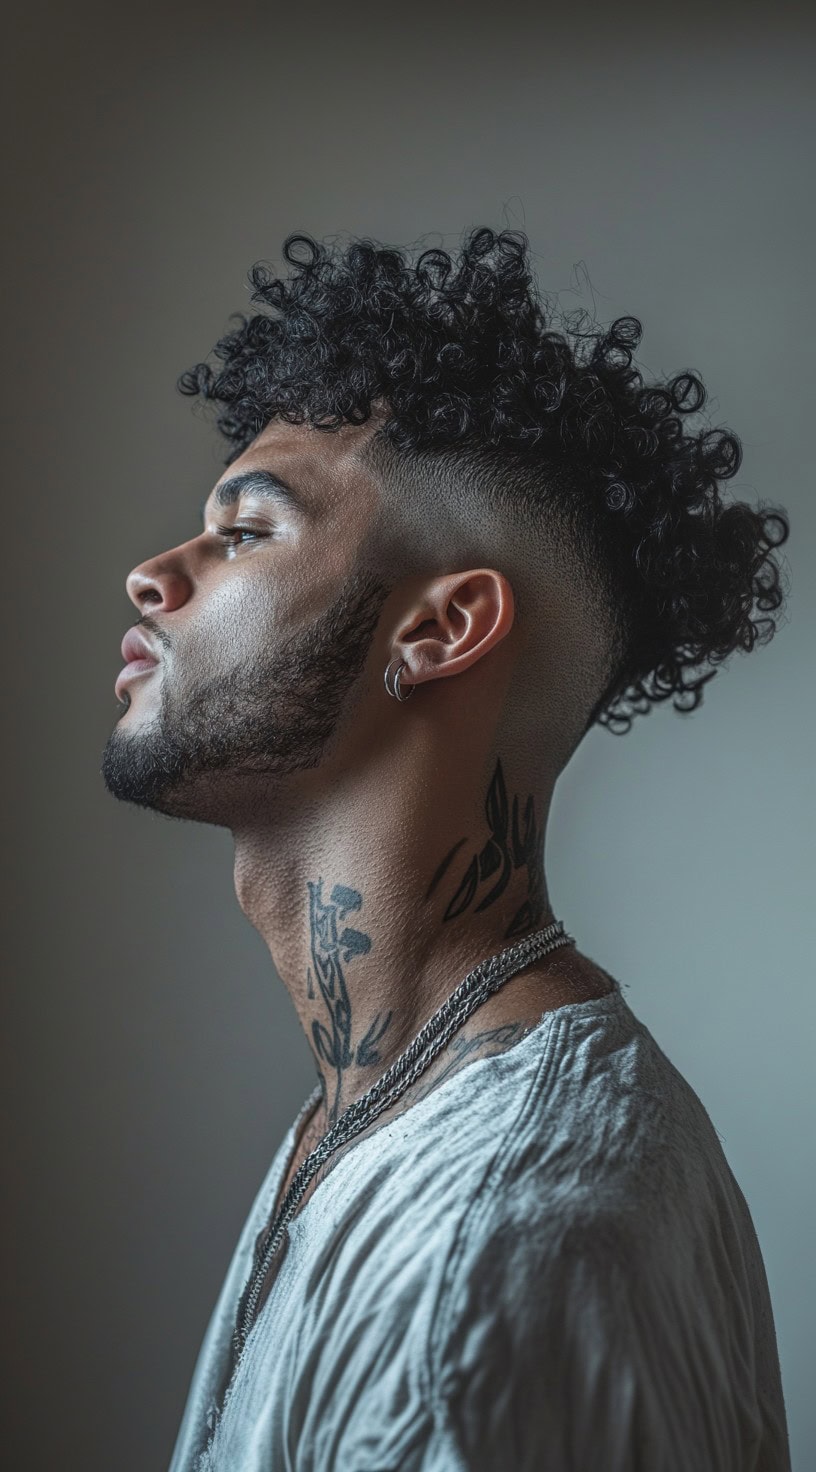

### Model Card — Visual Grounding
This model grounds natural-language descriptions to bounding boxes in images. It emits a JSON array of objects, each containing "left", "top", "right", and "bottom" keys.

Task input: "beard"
[{"left": 101, "top": 570, "right": 392, "bottom": 822}]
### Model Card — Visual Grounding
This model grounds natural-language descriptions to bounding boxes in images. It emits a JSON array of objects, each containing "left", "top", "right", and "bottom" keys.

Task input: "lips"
[
  {"left": 115, "top": 627, "right": 161, "bottom": 701},
  {"left": 120, "top": 627, "right": 159, "bottom": 666}
]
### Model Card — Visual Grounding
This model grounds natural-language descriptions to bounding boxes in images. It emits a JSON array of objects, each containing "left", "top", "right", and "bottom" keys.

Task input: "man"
[{"left": 102, "top": 227, "right": 791, "bottom": 1470}]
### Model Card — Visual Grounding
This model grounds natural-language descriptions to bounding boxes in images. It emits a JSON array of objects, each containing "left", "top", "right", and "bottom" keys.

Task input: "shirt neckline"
[{"left": 281, "top": 973, "right": 627, "bottom": 1238}]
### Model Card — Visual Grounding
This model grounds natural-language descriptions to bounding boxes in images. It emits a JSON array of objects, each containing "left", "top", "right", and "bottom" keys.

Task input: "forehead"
[{"left": 206, "top": 412, "right": 387, "bottom": 517}]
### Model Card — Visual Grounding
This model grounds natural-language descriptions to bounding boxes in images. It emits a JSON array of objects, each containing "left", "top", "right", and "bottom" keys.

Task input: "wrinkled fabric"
[{"left": 168, "top": 978, "right": 791, "bottom": 1471}]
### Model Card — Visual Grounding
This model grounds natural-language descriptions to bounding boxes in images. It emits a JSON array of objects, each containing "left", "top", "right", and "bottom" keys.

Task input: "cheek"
[
  {"left": 191, "top": 574, "right": 281, "bottom": 677},
  {"left": 186, "top": 553, "right": 343, "bottom": 678}
]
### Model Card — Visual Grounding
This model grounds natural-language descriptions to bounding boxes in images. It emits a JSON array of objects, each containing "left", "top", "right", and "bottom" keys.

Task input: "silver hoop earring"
[{"left": 384, "top": 657, "right": 415, "bottom": 701}]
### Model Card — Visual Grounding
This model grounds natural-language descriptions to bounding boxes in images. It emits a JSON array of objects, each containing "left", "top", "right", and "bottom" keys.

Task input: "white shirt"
[{"left": 168, "top": 977, "right": 791, "bottom": 1471}]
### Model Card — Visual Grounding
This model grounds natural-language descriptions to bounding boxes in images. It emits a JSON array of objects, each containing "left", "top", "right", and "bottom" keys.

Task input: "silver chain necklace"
[{"left": 232, "top": 917, "right": 574, "bottom": 1360}]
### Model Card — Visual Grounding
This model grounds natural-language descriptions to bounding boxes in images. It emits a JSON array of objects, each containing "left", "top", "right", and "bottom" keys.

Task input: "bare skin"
[{"left": 113, "top": 411, "right": 614, "bottom": 1309}]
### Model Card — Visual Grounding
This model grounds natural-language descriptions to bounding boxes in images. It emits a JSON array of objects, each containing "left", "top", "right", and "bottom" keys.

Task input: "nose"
[{"left": 125, "top": 544, "right": 194, "bottom": 614}]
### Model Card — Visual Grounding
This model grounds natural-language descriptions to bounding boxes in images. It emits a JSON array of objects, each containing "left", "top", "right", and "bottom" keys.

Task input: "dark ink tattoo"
[
  {"left": 307, "top": 879, "right": 392, "bottom": 1124},
  {"left": 424, "top": 837, "right": 468, "bottom": 901},
  {"left": 437, "top": 759, "right": 545, "bottom": 939}
]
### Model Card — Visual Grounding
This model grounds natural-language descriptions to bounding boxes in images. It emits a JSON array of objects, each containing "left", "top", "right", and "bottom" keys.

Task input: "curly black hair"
[{"left": 178, "top": 227, "right": 789, "bottom": 736}]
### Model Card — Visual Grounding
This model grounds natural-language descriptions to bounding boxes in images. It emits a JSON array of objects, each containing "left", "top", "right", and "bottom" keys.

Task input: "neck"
[{"left": 232, "top": 740, "right": 557, "bottom": 1130}]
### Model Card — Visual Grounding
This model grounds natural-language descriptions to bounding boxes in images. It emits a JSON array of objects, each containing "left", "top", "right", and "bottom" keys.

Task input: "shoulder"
[
  {"left": 438, "top": 995, "right": 753, "bottom": 1305},
  {"left": 419, "top": 1007, "right": 782, "bottom": 1471}
]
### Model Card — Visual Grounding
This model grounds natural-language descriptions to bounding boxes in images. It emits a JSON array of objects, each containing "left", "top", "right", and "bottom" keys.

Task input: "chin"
[{"left": 101, "top": 727, "right": 251, "bottom": 830}]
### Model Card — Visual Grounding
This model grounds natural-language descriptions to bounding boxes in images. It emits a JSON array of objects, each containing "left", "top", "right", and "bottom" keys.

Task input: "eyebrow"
[{"left": 201, "top": 469, "right": 308, "bottom": 521}]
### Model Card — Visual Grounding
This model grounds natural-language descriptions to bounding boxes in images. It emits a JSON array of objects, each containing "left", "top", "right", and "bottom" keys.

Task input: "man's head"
[{"left": 102, "top": 227, "right": 789, "bottom": 824}]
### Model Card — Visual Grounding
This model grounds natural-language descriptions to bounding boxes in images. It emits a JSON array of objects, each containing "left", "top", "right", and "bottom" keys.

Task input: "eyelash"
[{"left": 213, "top": 523, "right": 266, "bottom": 545}]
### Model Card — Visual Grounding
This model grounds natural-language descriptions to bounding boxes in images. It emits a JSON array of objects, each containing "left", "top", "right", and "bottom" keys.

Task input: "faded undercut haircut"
[{"left": 178, "top": 227, "right": 789, "bottom": 736}]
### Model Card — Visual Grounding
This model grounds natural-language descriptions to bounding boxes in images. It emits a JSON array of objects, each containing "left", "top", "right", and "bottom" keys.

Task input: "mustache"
[{"left": 135, "top": 612, "right": 173, "bottom": 654}]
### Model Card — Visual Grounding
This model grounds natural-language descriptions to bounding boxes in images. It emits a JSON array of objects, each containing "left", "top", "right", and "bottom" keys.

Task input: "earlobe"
[{"left": 383, "top": 657, "right": 415, "bottom": 702}]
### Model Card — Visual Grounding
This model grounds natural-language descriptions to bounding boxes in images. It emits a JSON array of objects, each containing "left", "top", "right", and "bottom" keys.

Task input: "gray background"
[{"left": 3, "top": 2, "right": 813, "bottom": 1467}]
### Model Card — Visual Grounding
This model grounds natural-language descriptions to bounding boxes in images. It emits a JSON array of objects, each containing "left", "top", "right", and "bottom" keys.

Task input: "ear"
[{"left": 395, "top": 569, "right": 515, "bottom": 685}]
